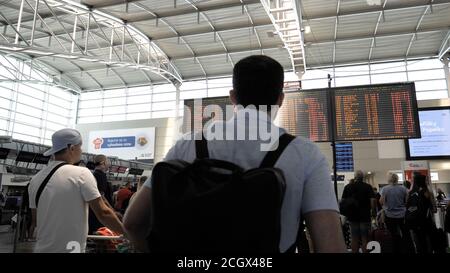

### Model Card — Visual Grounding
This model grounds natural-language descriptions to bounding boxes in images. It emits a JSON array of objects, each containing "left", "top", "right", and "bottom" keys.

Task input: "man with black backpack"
[{"left": 124, "top": 55, "right": 346, "bottom": 253}]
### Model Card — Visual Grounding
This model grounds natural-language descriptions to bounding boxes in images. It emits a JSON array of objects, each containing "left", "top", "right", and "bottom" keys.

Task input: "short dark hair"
[
  {"left": 232, "top": 55, "right": 284, "bottom": 108},
  {"left": 413, "top": 174, "right": 427, "bottom": 188}
]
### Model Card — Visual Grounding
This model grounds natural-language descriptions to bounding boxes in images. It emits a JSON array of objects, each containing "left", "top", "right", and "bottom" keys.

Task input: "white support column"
[
  {"left": 443, "top": 55, "right": 450, "bottom": 98},
  {"left": 84, "top": 13, "right": 90, "bottom": 55},
  {"left": 30, "top": 0, "right": 40, "bottom": 46},
  {"left": 71, "top": 16, "right": 78, "bottom": 53},
  {"left": 15, "top": 0, "right": 25, "bottom": 44}
]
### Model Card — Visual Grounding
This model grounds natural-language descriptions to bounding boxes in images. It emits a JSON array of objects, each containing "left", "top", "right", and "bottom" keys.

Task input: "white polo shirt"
[
  {"left": 28, "top": 161, "right": 101, "bottom": 253},
  {"left": 145, "top": 108, "right": 339, "bottom": 252}
]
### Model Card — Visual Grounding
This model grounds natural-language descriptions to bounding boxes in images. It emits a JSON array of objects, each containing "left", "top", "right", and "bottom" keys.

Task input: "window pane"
[
  {"left": 408, "top": 59, "right": 442, "bottom": 70},
  {"left": 46, "top": 113, "right": 69, "bottom": 126},
  {"left": 334, "top": 65, "right": 369, "bottom": 77},
  {"left": 78, "top": 108, "right": 103, "bottom": 117},
  {"left": 45, "top": 121, "right": 66, "bottom": 131},
  {"left": 13, "top": 123, "right": 40, "bottom": 136},
  {"left": 127, "top": 112, "right": 151, "bottom": 120},
  {"left": 153, "top": 84, "right": 174, "bottom": 94},
  {"left": 0, "top": 108, "right": 9, "bottom": 119},
  {"left": 370, "top": 61, "right": 406, "bottom": 73},
  {"left": 152, "top": 101, "right": 175, "bottom": 111},
  {"left": 0, "top": 97, "right": 11, "bottom": 109},
  {"left": 301, "top": 79, "right": 329, "bottom": 89},
  {"left": 78, "top": 116, "right": 101, "bottom": 124},
  {"left": 0, "top": 86, "right": 13, "bottom": 99},
  {"left": 104, "top": 89, "right": 126, "bottom": 97},
  {"left": 128, "top": 86, "right": 152, "bottom": 95},
  {"left": 103, "top": 97, "right": 126, "bottom": 106},
  {"left": 12, "top": 132, "right": 40, "bottom": 143},
  {"left": 79, "top": 100, "right": 100, "bottom": 108},
  {"left": 207, "top": 78, "right": 232, "bottom": 88},
  {"left": 335, "top": 76, "right": 370, "bottom": 87},
  {"left": 49, "top": 95, "right": 71, "bottom": 109},
  {"left": 371, "top": 72, "right": 407, "bottom": 84},
  {"left": 414, "top": 80, "right": 447, "bottom": 91},
  {"left": 0, "top": 119, "right": 8, "bottom": 131},
  {"left": 47, "top": 104, "right": 70, "bottom": 116},
  {"left": 207, "top": 88, "right": 229, "bottom": 97},
  {"left": 103, "top": 114, "right": 126, "bottom": 122},
  {"left": 152, "top": 92, "right": 176, "bottom": 102},
  {"left": 301, "top": 69, "right": 330, "bottom": 80},
  {"left": 180, "top": 89, "right": 207, "bottom": 100},
  {"left": 17, "top": 94, "right": 44, "bottom": 108},
  {"left": 416, "top": 90, "right": 448, "bottom": 100},
  {"left": 127, "top": 94, "right": 152, "bottom": 104},
  {"left": 14, "top": 113, "right": 41, "bottom": 126},
  {"left": 103, "top": 105, "right": 126, "bottom": 115},
  {"left": 15, "top": 103, "right": 42, "bottom": 117},
  {"left": 81, "top": 91, "right": 103, "bottom": 100},
  {"left": 127, "top": 104, "right": 151, "bottom": 113},
  {"left": 152, "top": 110, "right": 175, "bottom": 118},
  {"left": 180, "top": 80, "right": 207, "bottom": 91},
  {"left": 18, "top": 85, "right": 45, "bottom": 100},
  {"left": 408, "top": 69, "right": 445, "bottom": 81}
]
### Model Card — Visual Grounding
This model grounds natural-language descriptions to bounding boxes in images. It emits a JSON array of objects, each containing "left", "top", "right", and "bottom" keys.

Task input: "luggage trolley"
[{"left": 86, "top": 235, "right": 134, "bottom": 253}]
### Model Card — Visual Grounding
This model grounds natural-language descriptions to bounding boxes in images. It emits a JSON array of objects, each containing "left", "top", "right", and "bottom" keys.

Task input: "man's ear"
[{"left": 229, "top": 89, "right": 237, "bottom": 105}]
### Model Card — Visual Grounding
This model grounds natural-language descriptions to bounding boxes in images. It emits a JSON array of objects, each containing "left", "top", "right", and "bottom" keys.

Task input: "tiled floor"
[{"left": 0, "top": 225, "right": 35, "bottom": 253}]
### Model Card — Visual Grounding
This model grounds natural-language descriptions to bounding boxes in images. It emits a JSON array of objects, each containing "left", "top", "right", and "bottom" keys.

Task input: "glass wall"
[
  {"left": 0, "top": 54, "right": 78, "bottom": 145},
  {"left": 77, "top": 57, "right": 449, "bottom": 124}
]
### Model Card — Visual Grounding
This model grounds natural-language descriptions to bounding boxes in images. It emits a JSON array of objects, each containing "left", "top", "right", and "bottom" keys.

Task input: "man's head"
[
  {"left": 94, "top": 154, "right": 110, "bottom": 171},
  {"left": 354, "top": 170, "right": 364, "bottom": 182},
  {"left": 44, "top": 128, "right": 83, "bottom": 164},
  {"left": 388, "top": 173, "right": 399, "bottom": 184},
  {"left": 230, "top": 55, "right": 285, "bottom": 110}
]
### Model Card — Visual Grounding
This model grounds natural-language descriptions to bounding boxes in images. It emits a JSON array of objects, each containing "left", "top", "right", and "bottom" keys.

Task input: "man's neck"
[{"left": 95, "top": 167, "right": 105, "bottom": 173}]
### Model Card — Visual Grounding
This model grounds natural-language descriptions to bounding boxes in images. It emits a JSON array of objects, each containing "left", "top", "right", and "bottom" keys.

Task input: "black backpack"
[
  {"left": 405, "top": 190, "right": 430, "bottom": 228},
  {"left": 339, "top": 185, "right": 359, "bottom": 219},
  {"left": 147, "top": 133, "right": 295, "bottom": 253}
]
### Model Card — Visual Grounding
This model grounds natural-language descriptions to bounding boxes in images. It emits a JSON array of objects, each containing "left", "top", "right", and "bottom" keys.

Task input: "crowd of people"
[
  {"left": 19, "top": 55, "right": 449, "bottom": 253},
  {"left": 340, "top": 170, "right": 450, "bottom": 253}
]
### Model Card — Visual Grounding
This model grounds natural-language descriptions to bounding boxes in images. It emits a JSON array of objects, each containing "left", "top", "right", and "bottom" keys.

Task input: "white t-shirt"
[
  {"left": 28, "top": 161, "right": 101, "bottom": 253},
  {"left": 144, "top": 108, "right": 339, "bottom": 252}
]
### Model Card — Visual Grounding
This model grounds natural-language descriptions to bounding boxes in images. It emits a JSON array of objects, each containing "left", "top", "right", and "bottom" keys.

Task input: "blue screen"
[{"left": 407, "top": 109, "right": 450, "bottom": 158}]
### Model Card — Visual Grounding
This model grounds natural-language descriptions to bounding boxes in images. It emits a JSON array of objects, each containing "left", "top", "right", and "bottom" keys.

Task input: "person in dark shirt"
[
  {"left": 341, "top": 170, "right": 376, "bottom": 253},
  {"left": 373, "top": 187, "right": 382, "bottom": 212},
  {"left": 88, "top": 154, "right": 114, "bottom": 234}
]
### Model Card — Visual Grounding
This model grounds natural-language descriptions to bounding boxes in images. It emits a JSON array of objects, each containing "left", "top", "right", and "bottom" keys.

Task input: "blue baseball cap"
[{"left": 44, "top": 128, "right": 82, "bottom": 156}]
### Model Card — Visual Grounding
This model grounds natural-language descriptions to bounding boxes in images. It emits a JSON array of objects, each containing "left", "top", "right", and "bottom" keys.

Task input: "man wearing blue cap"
[{"left": 28, "top": 128, "right": 124, "bottom": 253}]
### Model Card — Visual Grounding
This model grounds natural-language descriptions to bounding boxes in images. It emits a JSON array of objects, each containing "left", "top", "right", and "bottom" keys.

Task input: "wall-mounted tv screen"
[{"left": 405, "top": 107, "right": 450, "bottom": 160}]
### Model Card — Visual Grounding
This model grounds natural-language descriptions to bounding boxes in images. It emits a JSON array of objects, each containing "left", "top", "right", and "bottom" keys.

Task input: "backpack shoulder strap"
[
  {"left": 35, "top": 162, "right": 69, "bottom": 208},
  {"left": 259, "top": 133, "right": 296, "bottom": 168},
  {"left": 195, "top": 132, "right": 209, "bottom": 159}
]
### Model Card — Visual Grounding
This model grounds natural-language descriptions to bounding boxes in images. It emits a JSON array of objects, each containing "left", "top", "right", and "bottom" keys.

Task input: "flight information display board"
[
  {"left": 335, "top": 142, "right": 354, "bottom": 172},
  {"left": 277, "top": 90, "right": 331, "bottom": 141},
  {"left": 333, "top": 83, "right": 420, "bottom": 141},
  {"left": 183, "top": 96, "right": 231, "bottom": 133},
  {"left": 183, "top": 82, "right": 420, "bottom": 142}
]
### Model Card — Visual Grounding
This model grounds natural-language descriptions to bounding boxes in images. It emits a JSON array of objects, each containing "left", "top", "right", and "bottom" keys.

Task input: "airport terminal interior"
[{"left": 0, "top": 0, "right": 449, "bottom": 253}]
